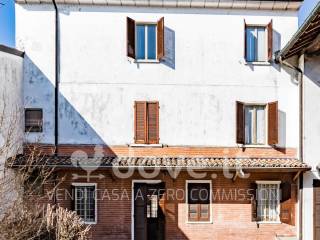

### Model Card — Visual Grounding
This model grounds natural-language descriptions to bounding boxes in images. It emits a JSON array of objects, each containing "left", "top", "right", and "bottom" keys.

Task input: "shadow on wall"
[
  {"left": 272, "top": 28, "right": 282, "bottom": 72},
  {"left": 278, "top": 110, "right": 286, "bottom": 148},
  {"left": 24, "top": 54, "right": 107, "bottom": 146},
  {"left": 162, "top": 26, "right": 175, "bottom": 70},
  {"left": 305, "top": 55, "right": 320, "bottom": 87}
]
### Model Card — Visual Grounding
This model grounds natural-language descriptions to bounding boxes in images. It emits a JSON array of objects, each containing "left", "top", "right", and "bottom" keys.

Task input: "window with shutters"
[
  {"left": 244, "top": 105, "right": 266, "bottom": 145},
  {"left": 236, "top": 101, "right": 278, "bottom": 146},
  {"left": 186, "top": 181, "right": 211, "bottom": 223},
  {"left": 25, "top": 108, "right": 43, "bottom": 132},
  {"left": 256, "top": 181, "right": 280, "bottom": 223},
  {"left": 244, "top": 20, "right": 273, "bottom": 62},
  {"left": 134, "top": 101, "right": 159, "bottom": 144},
  {"left": 127, "top": 17, "right": 164, "bottom": 61},
  {"left": 72, "top": 183, "right": 97, "bottom": 224}
]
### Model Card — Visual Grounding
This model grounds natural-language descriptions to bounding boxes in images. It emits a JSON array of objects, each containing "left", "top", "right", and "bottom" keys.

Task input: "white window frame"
[
  {"left": 245, "top": 24, "right": 268, "bottom": 63},
  {"left": 244, "top": 103, "right": 268, "bottom": 146},
  {"left": 255, "top": 180, "right": 281, "bottom": 224},
  {"left": 72, "top": 183, "right": 97, "bottom": 225},
  {"left": 185, "top": 180, "right": 213, "bottom": 224},
  {"left": 135, "top": 22, "right": 158, "bottom": 62}
]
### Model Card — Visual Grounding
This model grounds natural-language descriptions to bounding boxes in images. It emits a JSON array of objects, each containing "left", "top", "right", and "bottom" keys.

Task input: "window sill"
[
  {"left": 130, "top": 144, "right": 163, "bottom": 148},
  {"left": 186, "top": 221, "right": 213, "bottom": 224},
  {"left": 187, "top": 221, "right": 213, "bottom": 224},
  {"left": 245, "top": 61, "right": 271, "bottom": 66},
  {"left": 84, "top": 221, "right": 97, "bottom": 225},
  {"left": 257, "top": 221, "right": 281, "bottom": 224},
  {"left": 241, "top": 144, "right": 272, "bottom": 148},
  {"left": 134, "top": 59, "right": 160, "bottom": 64}
]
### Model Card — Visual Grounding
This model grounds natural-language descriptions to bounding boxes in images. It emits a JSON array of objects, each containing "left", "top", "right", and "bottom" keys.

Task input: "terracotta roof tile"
[{"left": 10, "top": 155, "right": 310, "bottom": 170}]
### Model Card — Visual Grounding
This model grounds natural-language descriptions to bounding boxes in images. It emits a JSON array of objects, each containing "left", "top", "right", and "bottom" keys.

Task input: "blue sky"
[
  {"left": 299, "top": 0, "right": 319, "bottom": 25},
  {"left": 0, "top": 0, "right": 15, "bottom": 47},
  {"left": 0, "top": 0, "right": 319, "bottom": 47}
]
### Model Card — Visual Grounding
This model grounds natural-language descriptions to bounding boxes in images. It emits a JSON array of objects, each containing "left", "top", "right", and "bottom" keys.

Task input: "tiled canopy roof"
[{"left": 10, "top": 155, "right": 310, "bottom": 170}]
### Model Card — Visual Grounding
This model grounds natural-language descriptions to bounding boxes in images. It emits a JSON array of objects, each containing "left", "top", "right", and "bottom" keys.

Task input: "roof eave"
[
  {"left": 16, "top": 0, "right": 302, "bottom": 11},
  {"left": 277, "top": 1, "right": 320, "bottom": 61},
  {"left": 0, "top": 45, "right": 24, "bottom": 58},
  {"left": 9, "top": 164, "right": 311, "bottom": 172}
]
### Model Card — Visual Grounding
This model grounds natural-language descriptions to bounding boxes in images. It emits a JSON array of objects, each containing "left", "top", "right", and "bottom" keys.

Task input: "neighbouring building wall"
[
  {"left": 303, "top": 55, "right": 320, "bottom": 240},
  {"left": 15, "top": 4, "right": 300, "bottom": 149},
  {"left": 0, "top": 49, "right": 23, "bottom": 177}
]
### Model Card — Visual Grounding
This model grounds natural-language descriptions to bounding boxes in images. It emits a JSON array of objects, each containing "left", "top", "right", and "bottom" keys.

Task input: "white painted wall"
[
  {"left": 0, "top": 50, "right": 23, "bottom": 176},
  {"left": 15, "top": 4, "right": 56, "bottom": 144},
  {"left": 16, "top": 4, "right": 300, "bottom": 148},
  {"left": 303, "top": 55, "right": 320, "bottom": 240}
]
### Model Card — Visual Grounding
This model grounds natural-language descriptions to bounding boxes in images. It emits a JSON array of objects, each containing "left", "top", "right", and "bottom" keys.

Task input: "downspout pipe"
[
  {"left": 52, "top": 0, "right": 59, "bottom": 156},
  {"left": 278, "top": 55, "right": 304, "bottom": 240},
  {"left": 52, "top": 0, "right": 59, "bottom": 206}
]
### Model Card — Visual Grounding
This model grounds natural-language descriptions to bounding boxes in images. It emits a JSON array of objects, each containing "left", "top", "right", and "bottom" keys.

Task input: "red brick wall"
[
  {"left": 54, "top": 169, "right": 297, "bottom": 240},
  {"left": 24, "top": 144, "right": 297, "bottom": 157}
]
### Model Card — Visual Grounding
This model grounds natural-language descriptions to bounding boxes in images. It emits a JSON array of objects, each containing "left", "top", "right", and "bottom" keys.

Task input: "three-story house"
[{"left": 14, "top": 0, "right": 310, "bottom": 239}]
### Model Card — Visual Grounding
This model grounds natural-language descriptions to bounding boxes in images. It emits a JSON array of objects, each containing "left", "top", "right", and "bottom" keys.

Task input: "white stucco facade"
[
  {"left": 303, "top": 55, "right": 320, "bottom": 240},
  {"left": 15, "top": 4, "right": 301, "bottom": 149}
]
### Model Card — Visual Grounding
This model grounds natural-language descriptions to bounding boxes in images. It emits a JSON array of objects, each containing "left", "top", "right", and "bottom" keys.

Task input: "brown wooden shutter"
[
  {"left": 157, "top": 17, "right": 164, "bottom": 60},
  {"left": 147, "top": 102, "right": 159, "bottom": 144},
  {"left": 250, "top": 182, "right": 257, "bottom": 221},
  {"left": 244, "top": 19, "right": 247, "bottom": 61},
  {"left": 267, "top": 20, "right": 273, "bottom": 61},
  {"left": 134, "top": 102, "right": 147, "bottom": 144},
  {"left": 127, "top": 17, "right": 135, "bottom": 59},
  {"left": 280, "top": 182, "right": 294, "bottom": 225},
  {"left": 280, "top": 205, "right": 292, "bottom": 225},
  {"left": 268, "top": 101, "right": 278, "bottom": 145},
  {"left": 314, "top": 180, "right": 320, "bottom": 240},
  {"left": 236, "top": 101, "right": 245, "bottom": 144},
  {"left": 134, "top": 183, "right": 147, "bottom": 240}
]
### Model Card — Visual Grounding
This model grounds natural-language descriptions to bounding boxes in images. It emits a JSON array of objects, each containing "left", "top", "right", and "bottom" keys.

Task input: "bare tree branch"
[{"left": 0, "top": 86, "right": 91, "bottom": 239}]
